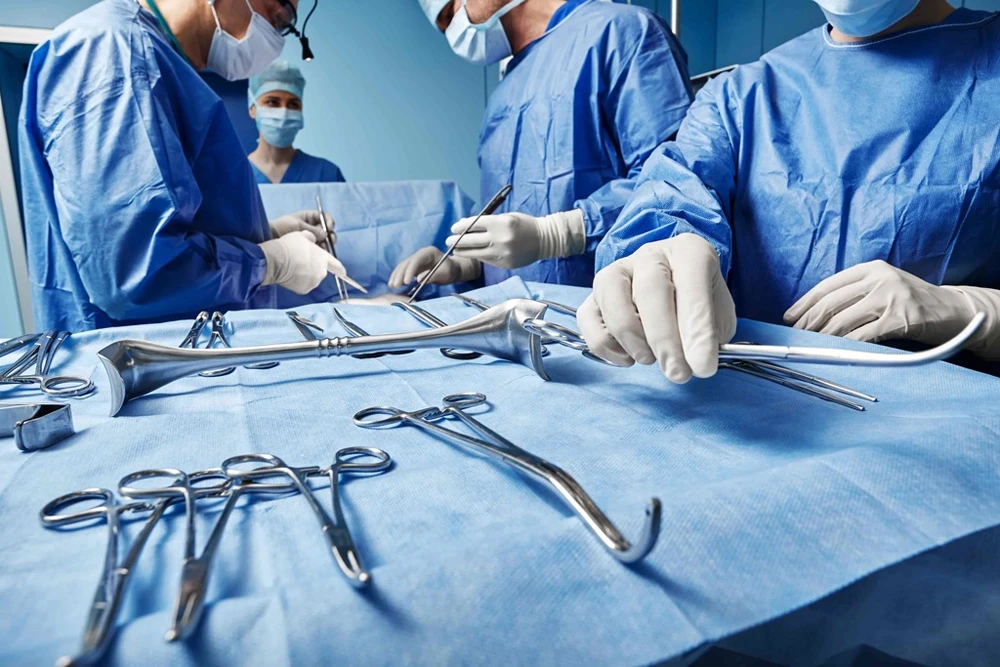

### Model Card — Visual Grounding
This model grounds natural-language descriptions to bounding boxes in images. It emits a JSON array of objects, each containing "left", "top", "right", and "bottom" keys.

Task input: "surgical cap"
[
  {"left": 418, "top": 0, "right": 451, "bottom": 25},
  {"left": 247, "top": 60, "right": 306, "bottom": 109}
]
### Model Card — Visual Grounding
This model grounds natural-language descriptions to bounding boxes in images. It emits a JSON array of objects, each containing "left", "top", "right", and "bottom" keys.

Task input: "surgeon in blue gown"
[
  {"left": 19, "top": 0, "right": 349, "bottom": 332},
  {"left": 578, "top": 0, "right": 1000, "bottom": 383},
  {"left": 247, "top": 60, "right": 347, "bottom": 185},
  {"left": 389, "top": 0, "right": 692, "bottom": 292}
]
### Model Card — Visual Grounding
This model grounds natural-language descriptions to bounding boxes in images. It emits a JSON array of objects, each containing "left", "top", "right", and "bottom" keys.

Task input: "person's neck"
[
  {"left": 249, "top": 139, "right": 297, "bottom": 166},
  {"left": 829, "top": 0, "right": 955, "bottom": 43},
  {"left": 138, "top": 0, "right": 215, "bottom": 69},
  {"left": 500, "top": 0, "right": 567, "bottom": 56}
]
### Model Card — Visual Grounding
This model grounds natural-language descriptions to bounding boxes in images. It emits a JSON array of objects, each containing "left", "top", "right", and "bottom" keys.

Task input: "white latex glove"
[
  {"left": 259, "top": 231, "right": 356, "bottom": 295},
  {"left": 388, "top": 246, "right": 482, "bottom": 289},
  {"left": 784, "top": 260, "right": 1000, "bottom": 358},
  {"left": 446, "top": 210, "right": 586, "bottom": 270},
  {"left": 269, "top": 211, "right": 336, "bottom": 246},
  {"left": 577, "top": 234, "right": 737, "bottom": 383}
]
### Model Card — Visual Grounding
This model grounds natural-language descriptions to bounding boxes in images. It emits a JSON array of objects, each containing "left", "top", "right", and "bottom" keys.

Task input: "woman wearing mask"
[
  {"left": 247, "top": 60, "right": 347, "bottom": 184},
  {"left": 19, "top": 0, "right": 347, "bottom": 332}
]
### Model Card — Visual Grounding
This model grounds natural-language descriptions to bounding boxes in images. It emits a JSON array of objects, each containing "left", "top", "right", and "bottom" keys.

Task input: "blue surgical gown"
[
  {"left": 600, "top": 9, "right": 1000, "bottom": 326},
  {"left": 19, "top": 0, "right": 275, "bottom": 332},
  {"left": 250, "top": 150, "right": 346, "bottom": 185},
  {"left": 478, "top": 0, "right": 693, "bottom": 287}
]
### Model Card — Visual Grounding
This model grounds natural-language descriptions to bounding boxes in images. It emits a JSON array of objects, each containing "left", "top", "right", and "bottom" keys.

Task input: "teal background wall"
[{"left": 1, "top": 0, "right": 999, "bottom": 336}]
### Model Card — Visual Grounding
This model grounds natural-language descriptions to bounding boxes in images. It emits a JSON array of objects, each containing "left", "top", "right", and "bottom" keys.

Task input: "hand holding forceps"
[
  {"left": 39, "top": 469, "right": 230, "bottom": 667},
  {"left": 354, "top": 393, "right": 661, "bottom": 564},
  {"left": 223, "top": 448, "right": 391, "bottom": 587},
  {"left": 1, "top": 330, "right": 94, "bottom": 398}
]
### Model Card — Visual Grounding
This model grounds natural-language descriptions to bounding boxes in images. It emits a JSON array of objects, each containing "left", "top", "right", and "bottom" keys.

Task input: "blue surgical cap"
[
  {"left": 248, "top": 60, "right": 306, "bottom": 109},
  {"left": 418, "top": 0, "right": 451, "bottom": 25}
]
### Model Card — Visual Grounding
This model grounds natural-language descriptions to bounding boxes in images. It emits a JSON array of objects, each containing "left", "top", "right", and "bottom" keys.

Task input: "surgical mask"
[
  {"left": 814, "top": 0, "right": 920, "bottom": 38},
  {"left": 255, "top": 107, "right": 304, "bottom": 148},
  {"left": 446, "top": 0, "right": 529, "bottom": 66},
  {"left": 206, "top": 0, "right": 285, "bottom": 81}
]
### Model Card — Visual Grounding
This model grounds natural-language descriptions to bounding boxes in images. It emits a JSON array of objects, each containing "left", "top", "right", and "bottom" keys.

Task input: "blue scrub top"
[
  {"left": 250, "top": 150, "right": 347, "bottom": 185},
  {"left": 19, "top": 0, "right": 274, "bottom": 332},
  {"left": 478, "top": 0, "right": 693, "bottom": 287},
  {"left": 600, "top": 9, "right": 1000, "bottom": 327}
]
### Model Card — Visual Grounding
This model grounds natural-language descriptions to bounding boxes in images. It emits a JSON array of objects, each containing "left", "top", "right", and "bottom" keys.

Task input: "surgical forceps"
[
  {"left": 222, "top": 449, "right": 392, "bottom": 586},
  {"left": 354, "top": 393, "right": 661, "bottom": 564},
  {"left": 40, "top": 469, "right": 230, "bottom": 667},
  {"left": 407, "top": 184, "right": 513, "bottom": 302},
  {"left": 195, "top": 312, "right": 279, "bottom": 377},
  {"left": 1, "top": 330, "right": 95, "bottom": 398},
  {"left": 392, "top": 301, "right": 482, "bottom": 360}
]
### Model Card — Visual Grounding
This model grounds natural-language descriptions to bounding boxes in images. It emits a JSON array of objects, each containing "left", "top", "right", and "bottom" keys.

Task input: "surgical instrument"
[
  {"left": 316, "top": 194, "right": 348, "bottom": 302},
  {"left": 178, "top": 311, "right": 210, "bottom": 350},
  {"left": 1, "top": 330, "right": 95, "bottom": 398},
  {"left": 391, "top": 301, "right": 482, "bottom": 360},
  {"left": 120, "top": 467, "right": 305, "bottom": 642},
  {"left": 199, "top": 312, "right": 280, "bottom": 377},
  {"left": 524, "top": 299, "right": 878, "bottom": 406},
  {"left": 222, "top": 449, "right": 391, "bottom": 586},
  {"left": 719, "top": 361, "right": 867, "bottom": 411},
  {"left": 524, "top": 310, "right": 988, "bottom": 367},
  {"left": 407, "top": 184, "right": 513, "bottom": 303},
  {"left": 354, "top": 393, "right": 661, "bottom": 564},
  {"left": 1, "top": 403, "right": 75, "bottom": 452},
  {"left": 40, "top": 470, "right": 230, "bottom": 667},
  {"left": 332, "top": 307, "right": 413, "bottom": 357},
  {"left": 287, "top": 310, "right": 397, "bottom": 360}
]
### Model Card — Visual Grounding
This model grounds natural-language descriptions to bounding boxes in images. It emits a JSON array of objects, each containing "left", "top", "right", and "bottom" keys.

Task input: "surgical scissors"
[
  {"left": 354, "top": 393, "right": 661, "bottom": 564},
  {"left": 391, "top": 301, "right": 482, "bottom": 360},
  {"left": 1, "top": 330, "right": 95, "bottom": 398},
  {"left": 223, "top": 449, "right": 392, "bottom": 586},
  {"left": 40, "top": 470, "right": 230, "bottom": 667}
]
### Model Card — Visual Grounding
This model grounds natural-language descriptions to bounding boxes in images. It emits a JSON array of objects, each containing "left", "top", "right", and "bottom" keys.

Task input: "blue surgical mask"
[
  {"left": 445, "top": 0, "right": 529, "bottom": 66},
  {"left": 814, "top": 0, "right": 920, "bottom": 38},
  {"left": 256, "top": 107, "right": 304, "bottom": 148}
]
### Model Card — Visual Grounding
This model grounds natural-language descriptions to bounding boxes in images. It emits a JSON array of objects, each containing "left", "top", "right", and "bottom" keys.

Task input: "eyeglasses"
[{"left": 274, "top": 0, "right": 299, "bottom": 36}]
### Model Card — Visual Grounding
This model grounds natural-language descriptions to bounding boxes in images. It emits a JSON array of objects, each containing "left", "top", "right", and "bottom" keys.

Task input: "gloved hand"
[
  {"left": 269, "top": 211, "right": 335, "bottom": 246},
  {"left": 577, "top": 234, "right": 737, "bottom": 383},
  {"left": 388, "top": 246, "right": 482, "bottom": 289},
  {"left": 446, "top": 210, "right": 586, "bottom": 269},
  {"left": 784, "top": 260, "right": 1000, "bottom": 358},
  {"left": 259, "top": 231, "right": 351, "bottom": 295}
]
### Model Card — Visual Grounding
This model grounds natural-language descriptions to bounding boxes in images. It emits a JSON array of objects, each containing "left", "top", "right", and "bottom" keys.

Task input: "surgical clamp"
[
  {"left": 198, "top": 312, "right": 279, "bottom": 377},
  {"left": 354, "top": 393, "right": 661, "bottom": 564},
  {"left": 391, "top": 301, "right": 482, "bottom": 360},
  {"left": 332, "top": 308, "right": 414, "bottom": 357},
  {"left": 40, "top": 470, "right": 231, "bottom": 667},
  {"left": 222, "top": 450, "right": 391, "bottom": 586},
  {"left": 1, "top": 330, "right": 95, "bottom": 398},
  {"left": 316, "top": 195, "right": 348, "bottom": 302}
]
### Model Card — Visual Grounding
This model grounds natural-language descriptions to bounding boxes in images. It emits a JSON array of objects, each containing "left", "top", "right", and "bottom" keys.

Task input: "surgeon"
[
  {"left": 579, "top": 0, "right": 1000, "bottom": 383},
  {"left": 247, "top": 59, "right": 347, "bottom": 184},
  {"left": 389, "top": 0, "right": 693, "bottom": 291},
  {"left": 20, "top": 0, "right": 349, "bottom": 332}
]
